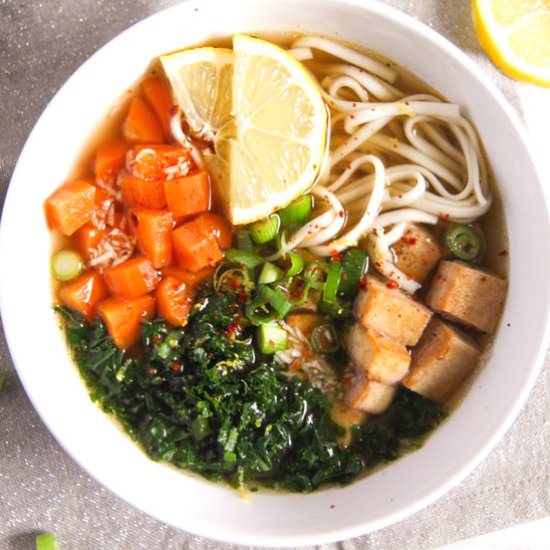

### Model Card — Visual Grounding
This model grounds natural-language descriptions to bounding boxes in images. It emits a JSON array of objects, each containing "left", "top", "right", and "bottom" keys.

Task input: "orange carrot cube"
[
  {"left": 58, "top": 270, "right": 108, "bottom": 321},
  {"left": 98, "top": 295, "right": 156, "bottom": 348},
  {"left": 103, "top": 256, "right": 161, "bottom": 298},
  {"left": 45, "top": 180, "right": 96, "bottom": 236}
]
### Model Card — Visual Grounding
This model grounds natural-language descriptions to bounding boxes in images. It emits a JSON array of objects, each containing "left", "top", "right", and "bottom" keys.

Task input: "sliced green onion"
[
  {"left": 257, "top": 324, "right": 288, "bottom": 354},
  {"left": 258, "top": 262, "right": 284, "bottom": 284},
  {"left": 318, "top": 300, "right": 352, "bottom": 319},
  {"left": 275, "top": 229, "right": 288, "bottom": 258},
  {"left": 234, "top": 229, "right": 255, "bottom": 251},
  {"left": 311, "top": 324, "right": 340, "bottom": 354},
  {"left": 260, "top": 285, "right": 292, "bottom": 318},
  {"left": 226, "top": 249, "right": 264, "bottom": 269},
  {"left": 51, "top": 249, "right": 84, "bottom": 282},
  {"left": 279, "top": 195, "right": 313, "bottom": 227},
  {"left": 304, "top": 261, "right": 328, "bottom": 291},
  {"left": 339, "top": 249, "right": 369, "bottom": 297},
  {"left": 36, "top": 533, "right": 60, "bottom": 550},
  {"left": 323, "top": 261, "right": 343, "bottom": 303},
  {"left": 246, "top": 302, "right": 277, "bottom": 325},
  {"left": 446, "top": 224, "right": 482, "bottom": 261},
  {"left": 285, "top": 252, "right": 304, "bottom": 277},
  {"left": 250, "top": 214, "right": 280, "bottom": 244}
]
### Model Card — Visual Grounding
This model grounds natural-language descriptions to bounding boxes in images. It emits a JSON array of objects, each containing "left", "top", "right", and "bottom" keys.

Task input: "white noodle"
[{"left": 281, "top": 36, "right": 491, "bottom": 292}]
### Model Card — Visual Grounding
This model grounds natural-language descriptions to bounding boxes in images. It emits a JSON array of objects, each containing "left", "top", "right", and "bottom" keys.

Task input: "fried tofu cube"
[
  {"left": 343, "top": 368, "right": 396, "bottom": 414},
  {"left": 331, "top": 399, "right": 367, "bottom": 447},
  {"left": 354, "top": 275, "right": 432, "bottom": 346},
  {"left": 346, "top": 323, "right": 410, "bottom": 385},
  {"left": 392, "top": 224, "right": 443, "bottom": 283},
  {"left": 403, "top": 318, "right": 480, "bottom": 403},
  {"left": 426, "top": 261, "right": 506, "bottom": 332}
]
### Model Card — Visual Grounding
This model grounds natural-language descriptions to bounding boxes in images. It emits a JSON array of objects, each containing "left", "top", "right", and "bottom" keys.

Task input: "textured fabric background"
[{"left": 1, "top": 1, "right": 549, "bottom": 549}]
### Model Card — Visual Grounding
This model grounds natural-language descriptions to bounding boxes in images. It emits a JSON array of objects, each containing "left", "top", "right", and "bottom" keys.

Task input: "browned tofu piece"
[
  {"left": 331, "top": 399, "right": 367, "bottom": 447},
  {"left": 392, "top": 224, "right": 443, "bottom": 283},
  {"left": 346, "top": 323, "right": 410, "bottom": 385},
  {"left": 343, "top": 368, "right": 396, "bottom": 414},
  {"left": 354, "top": 275, "right": 432, "bottom": 346},
  {"left": 403, "top": 318, "right": 480, "bottom": 403},
  {"left": 285, "top": 312, "right": 324, "bottom": 339},
  {"left": 426, "top": 261, "right": 506, "bottom": 332}
]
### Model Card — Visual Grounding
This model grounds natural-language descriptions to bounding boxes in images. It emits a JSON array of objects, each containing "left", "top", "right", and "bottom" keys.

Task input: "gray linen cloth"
[{"left": 1, "top": 1, "right": 549, "bottom": 549}]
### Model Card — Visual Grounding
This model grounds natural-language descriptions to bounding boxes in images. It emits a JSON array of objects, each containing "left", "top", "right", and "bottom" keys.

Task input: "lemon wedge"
[
  {"left": 160, "top": 47, "right": 234, "bottom": 142},
  {"left": 161, "top": 35, "right": 328, "bottom": 224},
  {"left": 473, "top": 0, "right": 550, "bottom": 87}
]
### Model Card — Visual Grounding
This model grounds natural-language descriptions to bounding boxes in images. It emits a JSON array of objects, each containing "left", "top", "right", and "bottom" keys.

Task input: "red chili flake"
[
  {"left": 407, "top": 237, "right": 417, "bottom": 245},
  {"left": 168, "top": 105, "right": 178, "bottom": 116},
  {"left": 341, "top": 272, "right": 348, "bottom": 280},
  {"left": 386, "top": 280, "right": 399, "bottom": 289},
  {"left": 329, "top": 249, "right": 339, "bottom": 257},
  {"left": 149, "top": 368, "right": 156, "bottom": 376},
  {"left": 440, "top": 213, "right": 450, "bottom": 220},
  {"left": 331, "top": 251, "right": 344, "bottom": 261},
  {"left": 153, "top": 336, "right": 161, "bottom": 344},
  {"left": 350, "top": 114, "right": 355, "bottom": 119},
  {"left": 352, "top": 102, "right": 357, "bottom": 107},
  {"left": 358, "top": 276, "right": 368, "bottom": 290},
  {"left": 405, "top": 101, "right": 410, "bottom": 106},
  {"left": 269, "top": 339, "right": 275, "bottom": 348},
  {"left": 226, "top": 320, "right": 242, "bottom": 336},
  {"left": 346, "top": 165, "right": 351, "bottom": 170},
  {"left": 171, "top": 361, "right": 182, "bottom": 373},
  {"left": 293, "top": 360, "right": 302, "bottom": 371},
  {"left": 303, "top": 350, "right": 311, "bottom": 360},
  {"left": 498, "top": 249, "right": 508, "bottom": 256},
  {"left": 480, "top": 276, "right": 487, "bottom": 282},
  {"left": 389, "top": 271, "right": 394, "bottom": 277},
  {"left": 338, "top": 210, "right": 344, "bottom": 218}
]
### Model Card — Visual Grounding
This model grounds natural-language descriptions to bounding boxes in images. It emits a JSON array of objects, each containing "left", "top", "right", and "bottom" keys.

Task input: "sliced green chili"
[{"left": 310, "top": 324, "right": 340, "bottom": 353}]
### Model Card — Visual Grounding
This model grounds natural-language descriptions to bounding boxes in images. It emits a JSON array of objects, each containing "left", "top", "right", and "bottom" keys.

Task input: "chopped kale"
[{"left": 55, "top": 280, "right": 444, "bottom": 492}]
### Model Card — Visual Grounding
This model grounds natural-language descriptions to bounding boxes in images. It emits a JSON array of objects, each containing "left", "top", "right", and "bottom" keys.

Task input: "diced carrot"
[
  {"left": 162, "top": 265, "right": 214, "bottom": 288},
  {"left": 98, "top": 295, "right": 156, "bottom": 348},
  {"left": 123, "top": 96, "right": 164, "bottom": 144},
  {"left": 156, "top": 276, "right": 194, "bottom": 326},
  {"left": 164, "top": 171, "right": 211, "bottom": 218},
  {"left": 45, "top": 180, "right": 96, "bottom": 236},
  {"left": 58, "top": 270, "right": 108, "bottom": 321},
  {"left": 103, "top": 256, "right": 161, "bottom": 297},
  {"left": 76, "top": 224, "right": 107, "bottom": 259},
  {"left": 141, "top": 77, "right": 174, "bottom": 140},
  {"left": 95, "top": 140, "right": 130, "bottom": 184},
  {"left": 127, "top": 145, "right": 192, "bottom": 181},
  {"left": 131, "top": 208, "right": 173, "bottom": 268},
  {"left": 172, "top": 217, "right": 223, "bottom": 272},
  {"left": 118, "top": 172, "right": 166, "bottom": 209},
  {"left": 194, "top": 212, "right": 232, "bottom": 249}
]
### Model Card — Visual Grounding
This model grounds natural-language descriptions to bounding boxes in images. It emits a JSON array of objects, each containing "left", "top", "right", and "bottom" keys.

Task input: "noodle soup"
[{"left": 45, "top": 34, "right": 507, "bottom": 492}]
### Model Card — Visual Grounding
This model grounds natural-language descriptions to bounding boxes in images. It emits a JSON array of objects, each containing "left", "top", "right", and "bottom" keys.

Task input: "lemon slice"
[
  {"left": 473, "top": 0, "right": 550, "bottom": 87},
  {"left": 160, "top": 47, "right": 234, "bottom": 141},
  {"left": 162, "top": 36, "right": 328, "bottom": 225}
]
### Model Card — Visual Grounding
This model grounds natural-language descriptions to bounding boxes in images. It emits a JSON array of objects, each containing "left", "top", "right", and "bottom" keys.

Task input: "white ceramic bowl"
[{"left": 2, "top": 0, "right": 550, "bottom": 546}]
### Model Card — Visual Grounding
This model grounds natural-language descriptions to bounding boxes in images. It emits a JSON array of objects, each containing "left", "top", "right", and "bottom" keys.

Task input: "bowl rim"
[{"left": 2, "top": 0, "right": 550, "bottom": 546}]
